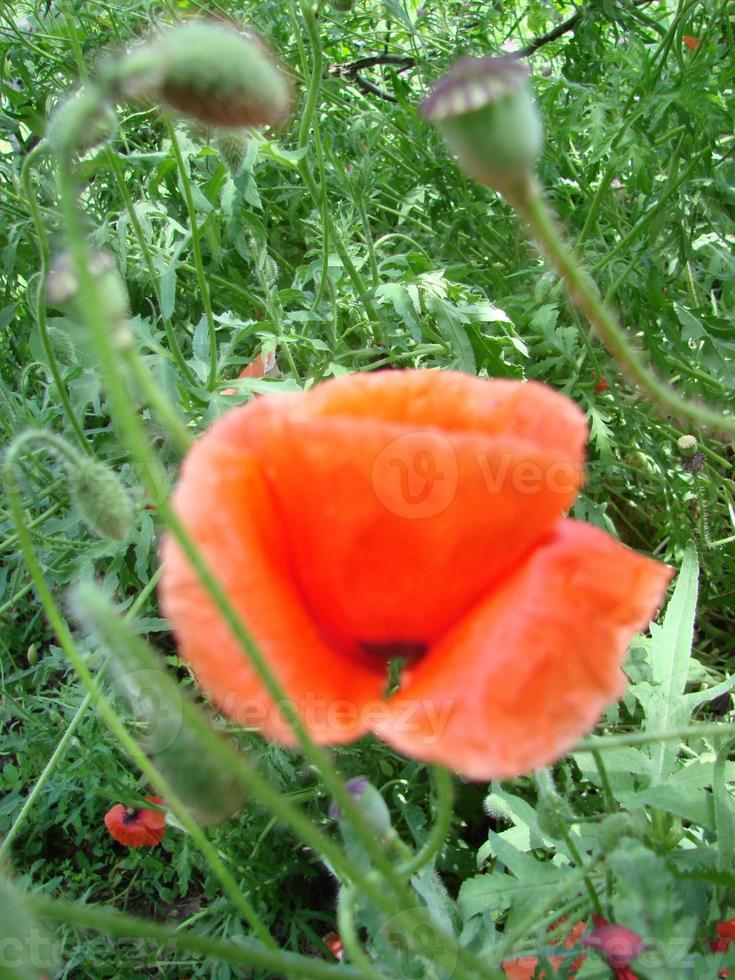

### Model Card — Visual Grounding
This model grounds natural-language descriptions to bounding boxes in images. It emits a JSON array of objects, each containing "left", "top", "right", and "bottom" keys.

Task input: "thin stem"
[
  {"left": 576, "top": 722, "right": 735, "bottom": 752},
  {"left": 516, "top": 181, "right": 735, "bottom": 436},
  {"left": 121, "top": 347, "right": 193, "bottom": 453},
  {"left": 28, "top": 894, "right": 362, "bottom": 979},
  {"left": 20, "top": 145, "right": 92, "bottom": 454},
  {"left": 397, "top": 767, "right": 454, "bottom": 877},
  {"left": 165, "top": 119, "right": 218, "bottom": 390},
  {"left": 337, "top": 886, "right": 384, "bottom": 979}
]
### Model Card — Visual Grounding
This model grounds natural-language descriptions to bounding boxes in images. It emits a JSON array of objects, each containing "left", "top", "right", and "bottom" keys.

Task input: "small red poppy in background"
[
  {"left": 593, "top": 374, "right": 610, "bottom": 393},
  {"left": 322, "top": 932, "right": 344, "bottom": 961},
  {"left": 584, "top": 916, "right": 646, "bottom": 973},
  {"left": 221, "top": 348, "right": 278, "bottom": 395},
  {"left": 683, "top": 35, "right": 701, "bottom": 50},
  {"left": 161, "top": 371, "right": 671, "bottom": 780},
  {"left": 711, "top": 918, "right": 735, "bottom": 977},
  {"left": 502, "top": 919, "right": 587, "bottom": 978},
  {"left": 104, "top": 796, "right": 166, "bottom": 847}
]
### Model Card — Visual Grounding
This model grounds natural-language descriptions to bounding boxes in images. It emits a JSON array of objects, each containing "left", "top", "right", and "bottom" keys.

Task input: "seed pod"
[
  {"left": 69, "top": 458, "right": 133, "bottom": 541},
  {"left": 148, "top": 22, "right": 292, "bottom": 129},
  {"left": 420, "top": 56, "right": 542, "bottom": 204},
  {"left": 677, "top": 434, "right": 698, "bottom": 458}
]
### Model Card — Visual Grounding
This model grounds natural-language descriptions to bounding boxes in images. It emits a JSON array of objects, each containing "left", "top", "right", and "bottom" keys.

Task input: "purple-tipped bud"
[
  {"left": 420, "top": 56, "right": 542, "bottom": 203},
  {"left": 329, "top": 776, "right": 393, "bottom": 841}
]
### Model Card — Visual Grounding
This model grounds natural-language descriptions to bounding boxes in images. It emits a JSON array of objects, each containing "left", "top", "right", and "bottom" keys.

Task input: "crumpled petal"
[
  {"left": 160, "top": 410, "right": 385, "bottom": 745},
  {"left": 374, "top": 520, "right": 672, "bottom": 779}
]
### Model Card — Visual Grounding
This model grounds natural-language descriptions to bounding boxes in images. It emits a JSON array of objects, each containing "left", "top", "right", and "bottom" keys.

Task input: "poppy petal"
[
  {"left": 246, "top": 372, "right": 586, "bottom": 653},
  {"left": 374, "top": 520, "right": 672, "bottom": 779},
  {"left": 160, "top": 412, "right": 385, "bottom": 746}
]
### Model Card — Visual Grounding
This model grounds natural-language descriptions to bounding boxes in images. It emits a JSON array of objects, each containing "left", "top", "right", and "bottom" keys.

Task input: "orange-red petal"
[
  {"left": 244, "top": 372, "right": 586, "bottom": 652},
  {"left": 374, "top": 520, "right": 672, "bottom": 779},
  {"left": 160, "top": 409, "right": 385, "bottom": 745}
]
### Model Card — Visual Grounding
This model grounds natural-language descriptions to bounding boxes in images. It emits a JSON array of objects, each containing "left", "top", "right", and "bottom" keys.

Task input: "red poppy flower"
[
  {"left": 221, "top": 349, "right": 278, "bottom": 395},
  {"left": 711, "top": 919, "right": 735, "bottom": 977},
  {"left": 160, "top": 371, "right": 671, "bottom": 779},
  {"left": 593, "top": 374, "right": 610, "bottom": 393},
  {"left": 584, "top": 916, "right": 646, "bottom": 970},
  {"left": 104, "top": 796, "right": 166, "bottom": 847},
  {"left": 503, "top": 919, "right": 587, "bottom": 978},
  {"left": 683, "top": 35, "right": 701, "bottom": 50},
  {"left": 323, "top": 932, "right": 344, "bottom": 961}
]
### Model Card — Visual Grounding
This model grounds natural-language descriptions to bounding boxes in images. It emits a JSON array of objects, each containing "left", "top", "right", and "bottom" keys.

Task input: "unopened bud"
[
  {"left": 70, "top": 458, "right": 133, "bottom": 541},
  {"left": 420, "top": 56, "right": 542, "bottom": 203},
  {"left": 47, "top": 325, "right": 77, "bottom": 366},
  {"left": 27, "top": 643, "right": 39, "bottom": 666},
  {"left": 46, "top": 84, "right": 117, "bottom": 157},
  {"left": 144, "top": 22, "right": 292, "bottom": 129},
  {"left": 213, "top": 128, "right": 249, "bottom": 176},
  {"left": 329, "top": 776, "right": 394, "bottom": 842},
  {"left": 73, "top": 583, "right": 248, "bottom": 827}
]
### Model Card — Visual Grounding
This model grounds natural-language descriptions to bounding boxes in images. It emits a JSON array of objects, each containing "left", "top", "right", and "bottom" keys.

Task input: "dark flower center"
[
  {"left": 123, "top": 807, "right": 141, "bottom": 824},
  {"left": 359, "top": 639, "right": 428, "bottom": 663}
]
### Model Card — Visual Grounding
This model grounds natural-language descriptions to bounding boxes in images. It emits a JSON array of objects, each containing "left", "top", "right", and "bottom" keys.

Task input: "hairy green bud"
[
  {"left": 330, "top": 776, "right": 394, "bottom": 843},
  {"left": 213, "top": 127, "right": 249, "bottom": 176},
  {"left": 46, "top": 85, "right": 118, "bottom": 158},
  {"left": 47, "top": 325, "right": 77, "bottom": 366},
  {"left": 421, "top": 56, "right": 542, "bottom": 203},
  {"left": 597, "top": 811, "right": 639, "bottom": 853},
  {"left": 70, "top": 458, "right": 133, "bottom": 541},
  {"left": 145, "top": 22, "right": 292, "bottom": 129}
]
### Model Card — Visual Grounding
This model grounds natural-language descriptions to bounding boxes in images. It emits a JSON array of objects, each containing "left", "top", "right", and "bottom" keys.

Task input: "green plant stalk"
[
  {"left": 3, "top": 460, "right": 275, "bottom": 948},
  {"left": 20, "top": 146, "right": 92, "bottom": 454},
  {"left": 121, "top": 347, "right": 193, "bottom": 453},
  {"left": 293, "top": 0, "right": 386, "bottom": 344},
  {"left": 397, "top": 766, "right": 453, "bottom": 877},
  {"left": 104, "top": 147, "right": 199, "bottom": 391},
  {"left": 516, "top": 181, "right": 735, "bottom": 436},
  {"left": 576, "top": 722, "right": 735, "bottom": 752},
  {"left": 165, "top": 118, "right": 218, "bottom": 390},
  {"left": 0, "top": 569, "right": 163, "bottom": 861},
  {"left": 54, "top": 126, "right": 495, "bottom": 980},
  {"left": 0, "top": 500, "right": 64, "bottom": 555},
  {"left": 337, "top": 885, "right": 385, "bottom": 979},
  {"left": 714, "top": 738, "right": 735, "bottom": 874},
  {"left": 27, "top": 893, "right": 362, "bottom": 979}
]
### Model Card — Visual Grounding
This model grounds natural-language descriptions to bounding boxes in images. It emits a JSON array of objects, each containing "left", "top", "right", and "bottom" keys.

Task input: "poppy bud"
[
  {"left": 27, "top": 643, "right": 39, "bottom": 666},
  {"left": 46, "top": 85, "right": 117, "bottom": 158},
  {"left": 0, "top": 874, "right": 59, "bottom": 977},
  {"left": 535, "top": 768, "right": 574, "bottom": 840},
  {"left": 69, "top": 458, "right": 133, "bottom": 541},
  {"left": 420, "top": 56, "right": 542, "bottom": 204},
  {"left": 46, "top": 325, "right": 77, "bottom": 367},
  {"left": 213, "top": 127, "right": 249, "bottom": 176},
  {"left": 140, "top": 22, "right": 292, "bottom": 129},
  {"left": 47, "top": 250, "right": 130, "bottom": 335},
  {"left": 72, "top": 583, "right": 247, "bottom": 827},
  {"left": 329, "top": 776, "right": 394, "bottom": 843}
]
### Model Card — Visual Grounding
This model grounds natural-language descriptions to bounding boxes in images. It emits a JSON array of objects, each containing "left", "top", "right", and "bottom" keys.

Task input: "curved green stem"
[
  {"left": 165, "top": 119, "right": 218, "bottom": 390},
  {"left": 397, "top": 767, "right": 453, "bottom": 878},
  {"left": 517, "top": 181, "right": 735, "bottom": 437},
  {"left": 337, "top": 885, "right": 384, "bottom": 979},
  {"left": 20, "top": 146, "right": 92, "bottom": 454},
  {"left": 27, "top": 894, "right": 361, "bottom": 979}
]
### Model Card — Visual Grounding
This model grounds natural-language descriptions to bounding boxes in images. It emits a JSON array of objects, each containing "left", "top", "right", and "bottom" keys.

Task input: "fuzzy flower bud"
[
  {"left": 70, "top": 458, "right": 133, "bottom": 541},
  {"left": 46, "top": 85, "right": 118, "bottom": 158},
  {"left": 142, "top": 22, "right": 292, "bottom": 129},
  {"left": 420, "top": 56, "right": 542, "bottom": 203},
  {"left": 213, "top": 128, "right": 249, "bottom": 176},
  {"left": 329, "top": 776, "right": 394, "bottom": 842}
]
